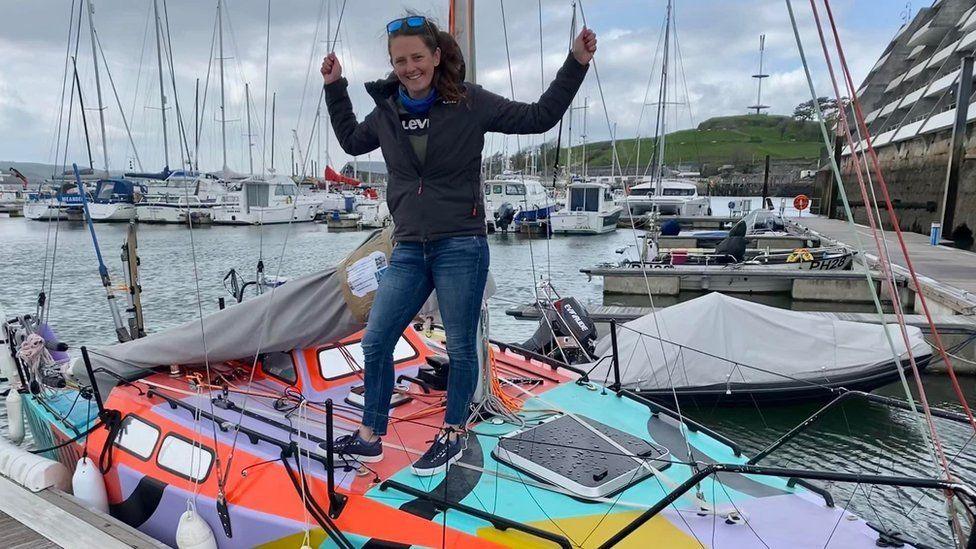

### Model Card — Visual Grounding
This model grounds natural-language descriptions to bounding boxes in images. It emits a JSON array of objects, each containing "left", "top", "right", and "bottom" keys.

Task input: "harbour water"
[{"left": 1, "top": 198, "right": 974, "bottom": 547}]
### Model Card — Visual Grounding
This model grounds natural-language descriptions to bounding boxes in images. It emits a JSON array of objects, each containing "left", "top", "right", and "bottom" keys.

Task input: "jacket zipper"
[{"left": 418, "top": 178, "right": 423, "bottom": 195}]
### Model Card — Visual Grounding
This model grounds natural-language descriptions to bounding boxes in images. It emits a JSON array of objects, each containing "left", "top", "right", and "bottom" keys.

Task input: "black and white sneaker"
[
  {"left": 411, "top": 430, "right": 464, "bottom": 477},
  {"left": 322, "top": 431, "right": 383, "bottom": 463}
]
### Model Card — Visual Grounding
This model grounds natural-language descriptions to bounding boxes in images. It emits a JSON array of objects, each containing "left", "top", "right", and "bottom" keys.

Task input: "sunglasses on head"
[{"left": 387, "top": 16, "right": 428, "bottom": 34}]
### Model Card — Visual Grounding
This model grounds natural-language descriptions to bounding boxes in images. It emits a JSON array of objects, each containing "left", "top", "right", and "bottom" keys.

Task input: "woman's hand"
[
  {"left": 572, "top": 27, "right": 597, "bottom": 65},
  {"left": 321, "top": 52, "right": 343, "bottom": 85}
]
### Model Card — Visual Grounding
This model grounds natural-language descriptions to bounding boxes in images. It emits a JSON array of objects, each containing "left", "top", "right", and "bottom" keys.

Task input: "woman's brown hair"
[{"left": 388, "top": 17, "right": 466, "bottom": 102}]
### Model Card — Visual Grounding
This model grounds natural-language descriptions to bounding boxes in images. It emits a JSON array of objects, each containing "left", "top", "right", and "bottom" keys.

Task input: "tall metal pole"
[
  {"left": 194, "top": 78, "right": 200, "bottom": 171},
  {"left": 653, "top": 0, "right": 672, "bottom": 195},
  {"left": 245, "top": 82, "right": 254, "bottom": 175},
  {"left": 85, "top": 0, "right": 110, "bottom": 174},
  {"left": 218, "top": 0, "right": 228, "bottom": 173},
  {"left": 941, "top": 55, "right": 974, "bottom": 240},
  {"left": 72, "top": 58, "right": 96, "bottom": 170},
  {"left": 449, "top": 0, "right": 476, "bottom": 84},
  {"left": 271, "top": 92, "right": 276, "bottom": 172},
  {"left": 153, "top": 0, "right": 170, "bottom": 169}
]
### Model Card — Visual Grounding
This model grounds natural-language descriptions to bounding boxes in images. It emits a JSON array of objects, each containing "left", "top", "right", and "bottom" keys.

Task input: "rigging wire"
[
  {"left": 92, "top": 28, "right": 143, "bottom": 171},
  {"left": 219, "top": 0, "right": 348, "bottom": 484},
  {"left": 43, "top": 0, "right": 87, "bottom": 327},
  {"left": 262, "top": 0, "right": 271, "bottom": 174},
  {"left": 160, "top": 0, "right": 193, "bottom": 167},
  {"left": 781, "top": 9, "right": 957, "bottom": 536},
  {"left": 575, "top": 0, "right": 700, "bottom": 480},
  {"left": 801, "top": 0, "right": 941, "bottom": 455},
  {"left": 818, "top": 0, "right": 976, "bottom": 434},
  {"left": 38, "top": 0, "right": 79, "bottom": 323}
]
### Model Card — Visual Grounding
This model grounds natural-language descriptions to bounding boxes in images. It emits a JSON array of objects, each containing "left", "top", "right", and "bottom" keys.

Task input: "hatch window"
[
  {"left": 318, "top": 337, "right": 417, "bottom": 380},
  {"left": 492, "top": 185, "right": 503, "bottom": 195},
  {"left": 114, "top": 414, "right": 160, "bottom": 461},
  {"left": 157, "top": 434, "right": 215, "bottom": 482},
  {"left": 262, "top": 351, "right": 297, "bottom": 384}
]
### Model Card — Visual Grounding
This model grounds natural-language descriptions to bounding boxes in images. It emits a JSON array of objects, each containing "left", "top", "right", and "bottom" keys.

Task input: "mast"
[
  {"left": 449, "top": 0, "right": 476, "bottom": 84},
  {"left": 270, "top": 92, "right": 276, "bottom": 172},
  {"left": 152, "top": 0, "right": 170, "bottom": 169},
  {"left": 652, "top": 0, "right": 673, "bottom": 196},
  {"left": 245, "top": 82, "right": 254, "bottom": 174},
  {"left": 85, "top": 0, "right": 110, "bottom": 174},
  {"left": 194, "top": 78, "right": 199, "bottom": 170},
  {"left": 218, "top": 0, "right": 228, "bottom": 173}
]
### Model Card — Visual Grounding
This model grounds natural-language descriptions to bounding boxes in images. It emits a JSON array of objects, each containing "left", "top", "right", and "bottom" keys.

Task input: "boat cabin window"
[
  {"left": 661, "top": 188, "right": 695, "bottom": 196},
  {"left": 492, "top": 184, "right": 503, "bottom": 195},
  {"left": 261, "top": 351, "right": 297, "bottom": 384},
  {"left": 318, "top": 337, "right": 417, "bottom": 380},
  {"left": 629, "top": 187, "right": 653, "bottom": 197},
  {"left": 114, "top": 414, "right": 160, "bottom": 461},
  {"left": 274, "top": 184, "right": 298, "bottom": 196},
  {"left": 157, "top": 434, "right": 215, "bottom": 482},
  {"left": 505, "top": 184, "right": 525, "bottom": 196},
  {"left": 570, "top": 187, "right": 601, "bottom": 212},
  {"left": 96, "top": 183, "right": 117, "bottom": 201}
]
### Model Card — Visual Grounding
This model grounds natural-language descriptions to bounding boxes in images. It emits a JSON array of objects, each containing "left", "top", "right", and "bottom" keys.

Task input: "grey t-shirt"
[{"left": 397, "top": 102, "right": 429, "bottom": 164}]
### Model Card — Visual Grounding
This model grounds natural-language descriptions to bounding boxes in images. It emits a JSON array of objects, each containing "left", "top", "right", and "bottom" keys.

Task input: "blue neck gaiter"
[{"left": 398, "top": 86, "right": 438, "bottom": 114}]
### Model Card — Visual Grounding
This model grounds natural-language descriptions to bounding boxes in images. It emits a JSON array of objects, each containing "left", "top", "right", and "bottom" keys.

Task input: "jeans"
[{"left": 360, "top": 236, "right": 489, "bottom": 436}]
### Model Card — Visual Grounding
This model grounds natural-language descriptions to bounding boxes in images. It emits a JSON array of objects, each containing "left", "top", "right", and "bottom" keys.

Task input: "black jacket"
[{"left": 324, "top": 53, "right": 588, "bottom": 242}]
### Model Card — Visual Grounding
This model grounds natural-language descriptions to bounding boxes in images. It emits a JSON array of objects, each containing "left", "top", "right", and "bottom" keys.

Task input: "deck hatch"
[{"left": 491, "top": 414, "right": 670, "bottom": 498}]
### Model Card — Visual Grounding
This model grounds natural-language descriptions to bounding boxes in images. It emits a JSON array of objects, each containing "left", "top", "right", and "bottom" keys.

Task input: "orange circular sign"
[{"left": 793, "top": 194, "right": 810, "bottom": 211}]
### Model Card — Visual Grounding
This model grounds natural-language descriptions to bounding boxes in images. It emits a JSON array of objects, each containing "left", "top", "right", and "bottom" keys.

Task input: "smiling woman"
[{"left": 319, "top": 13, "right": 596, "bottom": 476}]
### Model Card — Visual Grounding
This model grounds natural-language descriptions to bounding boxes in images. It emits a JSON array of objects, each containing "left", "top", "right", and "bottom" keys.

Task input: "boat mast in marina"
[
  {"left": 152, "top": 0, "right": 170, "bottom": 170},
  {"left": 218, "top": 0, "right": 228, "bottom": 173},
  {"left": 652, "top": 0, "right": 673, "bottom": 196},
  {"left": 245, "top": 82, "right": 254, "bottom": 174},
  {"left": 85, "top": 0, "right": 110, "bottom": 174}
]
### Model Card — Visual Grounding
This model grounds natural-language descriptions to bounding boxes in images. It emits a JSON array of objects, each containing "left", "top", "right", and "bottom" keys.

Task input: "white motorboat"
[
  {"left": 356, "top": 197, "right": 390, "bottom": 228},
  {"left": 135, "top": 171, "right": 226, "bottom": 224},
  {"left": 0, "top": 178, "right": 26, "bottom": 215},
  {"left": 550, "top": 180, "right": 622, "bottom": 234},
  {"left": 211, "top": 175, "right": 319, "bottom": 225},
  {"left": 483, "top": 171, "right": 557, "bottom": 232},
  {"left": 622, "top": 179, "right": 710, "bottom": 217}
]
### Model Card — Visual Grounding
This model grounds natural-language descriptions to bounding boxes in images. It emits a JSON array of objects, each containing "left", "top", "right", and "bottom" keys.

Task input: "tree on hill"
[{"left": 793, "top": 97, "right": 849, "bottom": 125}]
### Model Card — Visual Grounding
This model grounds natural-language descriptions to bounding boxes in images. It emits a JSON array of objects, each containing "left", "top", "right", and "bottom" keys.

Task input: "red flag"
[{"left": 324, "top": 165, "right": 361, "bottom": 187}]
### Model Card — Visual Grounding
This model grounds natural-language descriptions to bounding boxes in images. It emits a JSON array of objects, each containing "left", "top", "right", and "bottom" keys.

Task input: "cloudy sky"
[{"left": 0, "top": 0, "right": 910, "bottom": 175}]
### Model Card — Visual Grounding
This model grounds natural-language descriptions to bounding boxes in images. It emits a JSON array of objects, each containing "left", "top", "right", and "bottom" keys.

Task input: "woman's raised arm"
[
  {"left": 322, "top": 53, "right": 380, "bottom": 155},
  {"left": 480, "top": 28, "right": 596, "bottom": 135}
]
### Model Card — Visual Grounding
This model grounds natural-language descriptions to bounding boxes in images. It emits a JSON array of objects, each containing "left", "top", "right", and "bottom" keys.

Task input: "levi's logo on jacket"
[{"left": 399, "top": 113, "right": 429, "bottom": 135}]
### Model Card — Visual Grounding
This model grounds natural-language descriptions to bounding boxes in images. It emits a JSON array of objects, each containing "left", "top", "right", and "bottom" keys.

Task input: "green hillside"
[{"left": 553, "top": 115, "right": 825, "bottom": 172}]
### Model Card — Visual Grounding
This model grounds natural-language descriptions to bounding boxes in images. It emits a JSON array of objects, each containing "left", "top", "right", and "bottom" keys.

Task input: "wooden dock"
[
  {"left": 790, "top": 216, "right": 976, "bottom": 315},
  {"left": 580, "top": 263, "right": 907, "bottom": 301},
  {"left": 0, "top": 474, "right": 167, "bottom": 549},
  {"left": 505, "top": 302, "right": 976, "bottom": 334}
]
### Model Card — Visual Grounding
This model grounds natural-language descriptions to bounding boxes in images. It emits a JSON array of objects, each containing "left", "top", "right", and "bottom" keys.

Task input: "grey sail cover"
[
  {"left": 588, "top": 293, "right": 931, "bottom": 390},
  {"left": 83, "top": 234, "right": 377, "bottom": 379}
]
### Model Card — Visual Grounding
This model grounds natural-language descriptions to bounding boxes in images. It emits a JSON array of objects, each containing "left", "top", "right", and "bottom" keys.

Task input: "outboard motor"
[
  {"left": 714, "top": 217, "right": 747, "bottom": 263},
  {"left": 495, "top": 203, "right": 516, "bottom": 232},
  {"left": 521, "top": 297, "right": 597, "bottom": 364}
]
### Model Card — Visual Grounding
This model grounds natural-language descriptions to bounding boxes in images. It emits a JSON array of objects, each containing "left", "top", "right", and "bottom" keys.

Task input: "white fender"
[
  {"left": 5, "top": 390, "right": 24, "bottom": 444},
  {"left": 0, "top": 436, "right": 69, "bottom": 492},
  {"left": 176, "top": 506, "right": 218, "bottom": 549},
  {"left": 71, "top": 457, "right": 108, "bottom": 513}
]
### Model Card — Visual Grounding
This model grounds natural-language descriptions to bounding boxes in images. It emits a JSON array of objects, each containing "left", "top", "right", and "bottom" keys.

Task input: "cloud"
[{"left": 0, "top": 0, "right": 897, "bottom": 170}]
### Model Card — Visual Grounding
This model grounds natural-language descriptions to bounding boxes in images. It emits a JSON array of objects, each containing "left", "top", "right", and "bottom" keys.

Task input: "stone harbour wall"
[{"left": 826, "top": 126, "right": 976, "bottom": 248}]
